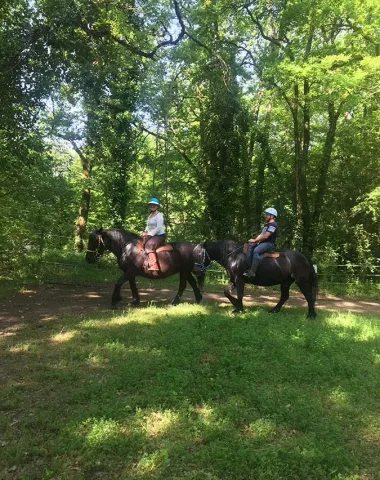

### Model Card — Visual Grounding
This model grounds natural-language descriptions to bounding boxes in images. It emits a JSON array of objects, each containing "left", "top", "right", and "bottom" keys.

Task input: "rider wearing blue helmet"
[
  {"left": 244, "top": 207, "right": 278, "bottom": 278},
  {"left": 141, "top": 197, "right": 166, "bottom": 271}
]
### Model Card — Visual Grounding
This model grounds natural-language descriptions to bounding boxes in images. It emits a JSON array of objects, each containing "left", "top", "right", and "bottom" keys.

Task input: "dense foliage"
[{"left": 0, "top": 0, "right": 379, "bottom": 280}]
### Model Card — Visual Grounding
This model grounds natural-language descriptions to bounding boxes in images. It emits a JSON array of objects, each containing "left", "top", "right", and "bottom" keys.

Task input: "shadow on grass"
[{"left": 1, "top": 304, "right": 380, "bottom": 480}]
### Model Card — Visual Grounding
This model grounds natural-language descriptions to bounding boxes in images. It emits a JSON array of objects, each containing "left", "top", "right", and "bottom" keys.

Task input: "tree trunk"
[
  {"left": 72, "top": 142, "right": 92, "bottom": 251},
  {"left": 292, "top": 81, "right": 311, "bottom": 252},
  {"left": 308, "top": 102, "right": 341, "bottom": 253}
]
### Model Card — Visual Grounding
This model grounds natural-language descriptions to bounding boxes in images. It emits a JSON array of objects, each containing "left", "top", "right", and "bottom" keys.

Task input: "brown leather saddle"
[
  {"left": 243, "top": 243, "right": 280, "bottom": 258},
  {"left": 136, "top": 239, "right": 174, "bottom": 273},
  {"left": 137, "top": 239, "right": 173, "bottom": 253}
]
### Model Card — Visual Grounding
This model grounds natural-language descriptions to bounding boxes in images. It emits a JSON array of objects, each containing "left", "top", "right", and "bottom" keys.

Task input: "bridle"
[
  {"left": 86, "top": 235, "right": 105, "bottom": 258},
  {"left": 193, "top": 244, "right": 211, "bottom": 272}
]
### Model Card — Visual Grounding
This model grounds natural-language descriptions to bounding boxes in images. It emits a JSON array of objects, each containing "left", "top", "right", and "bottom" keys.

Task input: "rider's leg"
[
  {"left": 244, "top": 242, "right": 274, "bottom": 277},
  {"left": 147, "top": 252, "right": 159, "bottom": 271},
  {"left": 145, "top": 235, "right": 165, "bottom": 271}
]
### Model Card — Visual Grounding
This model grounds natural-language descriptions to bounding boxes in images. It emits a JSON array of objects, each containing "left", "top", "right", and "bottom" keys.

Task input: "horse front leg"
[
  {"left": 171, "top": 271, "right": 188, "bottom": 306},
  {"left": 128, "top": 277, "right": 140, "bottom": 306},
  {"left": 186, "top": 272, "right": 203, "bottom": 304},
  {"left": 111, "top": 270, "right": 134, "bottom": 306},
  {"left": 269, "top": 279, "right": 294, "bottom": 314},
  {"left": 224, "top": 279, "right": 244, "bottom": 313}
]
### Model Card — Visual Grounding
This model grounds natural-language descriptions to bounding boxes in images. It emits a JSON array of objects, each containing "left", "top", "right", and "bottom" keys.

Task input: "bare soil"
[{"left": 0, "top": 282, "right": 379, "bottom": 331}]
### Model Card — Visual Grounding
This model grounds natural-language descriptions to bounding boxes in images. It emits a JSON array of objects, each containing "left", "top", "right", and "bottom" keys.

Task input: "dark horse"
[
  {"left": 86, "top": 228, "right": 204, "bottom": 306},
  {"left": 194, "top": 240, "right": 317, "bottom": 318}
]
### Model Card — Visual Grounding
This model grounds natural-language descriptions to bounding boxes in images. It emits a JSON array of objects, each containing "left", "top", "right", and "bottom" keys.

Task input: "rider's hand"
[{"left": 248, "top": 239, "right": 256, "bottom": 244}]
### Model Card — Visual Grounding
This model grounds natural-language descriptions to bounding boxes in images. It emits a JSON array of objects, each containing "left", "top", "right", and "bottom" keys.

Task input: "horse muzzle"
[{"left": 85, "top": 252, "right": 98, "bottom": 264}]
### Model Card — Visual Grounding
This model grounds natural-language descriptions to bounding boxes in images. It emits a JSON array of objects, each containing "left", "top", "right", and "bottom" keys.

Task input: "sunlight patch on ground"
[
  {"left": 77, "top": 418, "right": 124, "bottom": 446},
  {"left": 8, "top": 342, "right": 34, "bottom": 353},
  {"left": 143, "top": 409, "right": 179, "bottom": 438},
  {"left": 326, "top": 387, "right": 349, "bottom": 408},
  {"left": 243, "top": 418, "right": 278, "bottom": 440},
  {"left": 195, "top": 403, "right": 216, "bottom": 425},
  {"left": 85, "top": 343, "right": 163, "bottom": 366},
  {"left": 51, "top": 330, "right": 76, "bottom": 343},
  {"left": 326, "top": 313, "right": 380, "bottom": 340},
  {"left": 77, "top": 304, "right": 212, "bottom": 329}
]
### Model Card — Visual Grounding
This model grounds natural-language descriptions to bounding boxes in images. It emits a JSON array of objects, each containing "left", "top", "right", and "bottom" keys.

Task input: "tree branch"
[
  {"left": 83, "top": 0, "right": 186, "bottom": 59},
  {"left": 244, "top": 6, "right": 284, "bottom": 47},
  {"left": 133, "top": 122, "right": 202, "bottom": 181}
]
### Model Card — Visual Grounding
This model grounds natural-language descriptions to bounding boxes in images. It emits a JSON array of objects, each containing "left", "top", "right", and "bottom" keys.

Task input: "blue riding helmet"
[
  {"left": 264, "top": 207, "right": 277, "bottom": 218},
  {"left": 148, "top": 197, "right": 160, "bottom": 205}
]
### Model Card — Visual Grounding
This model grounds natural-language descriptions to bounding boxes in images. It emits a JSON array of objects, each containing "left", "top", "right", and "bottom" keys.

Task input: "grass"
[{"left": 1, "top": 304, "right": 380, "bottom": 479}]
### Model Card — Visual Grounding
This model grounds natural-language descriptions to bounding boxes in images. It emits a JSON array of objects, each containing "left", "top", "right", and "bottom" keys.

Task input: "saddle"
[
  {"left": 137, "top": 239, "right": 173, "bottom": 253},
  {"left": 243, "top": 243, "right": 280, "bottom": 258}
]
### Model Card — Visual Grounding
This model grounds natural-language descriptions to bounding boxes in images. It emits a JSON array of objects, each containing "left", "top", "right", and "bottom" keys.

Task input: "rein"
[{"left": 226, "top": 245, "right": 243, "bottom": 257}]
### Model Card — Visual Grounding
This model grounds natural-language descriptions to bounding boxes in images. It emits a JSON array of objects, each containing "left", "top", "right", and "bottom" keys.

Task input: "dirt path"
[{"left": 0, "top": 282, "right": 379, "bottom": 331}]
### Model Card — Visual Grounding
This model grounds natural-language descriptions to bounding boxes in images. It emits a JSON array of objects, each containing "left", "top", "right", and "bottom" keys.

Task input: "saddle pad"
[
  {"left": 137, "top": 241, "right": 173, "bottom": 253},
  {"left": 157, "top": 245, "right": 173, "bottom": 253},
  {"left": 263, "top": 252, "right": 280, "bottom": 258},
  {"left": 243, "top": 243, "right": 279, "bottom": 258}
]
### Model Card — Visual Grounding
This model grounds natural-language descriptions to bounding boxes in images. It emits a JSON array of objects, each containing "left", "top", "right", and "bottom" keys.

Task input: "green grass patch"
[{"left": 1, "top": 305, "right": 379, "bottom": 479}]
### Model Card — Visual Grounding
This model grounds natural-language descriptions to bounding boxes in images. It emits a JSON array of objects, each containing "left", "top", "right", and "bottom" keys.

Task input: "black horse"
[
  {"left": 86, "top": 228, "right": 204, "bottom": 306},
  {"left": 194, "top": 240, "right": 317, "bottom": 318}
]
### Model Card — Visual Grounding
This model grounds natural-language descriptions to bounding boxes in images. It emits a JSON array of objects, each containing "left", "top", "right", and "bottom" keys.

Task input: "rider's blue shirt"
[{"left": 261, "top": 221, "right": 278, "bottom": 244}]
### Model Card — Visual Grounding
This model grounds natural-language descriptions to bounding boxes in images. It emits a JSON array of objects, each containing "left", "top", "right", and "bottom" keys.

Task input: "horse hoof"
[
  {"left": 269, "top": 308, "right": 279, "bottom": 314},
  {"left": 232, "top": 308, "right": 243, "bottom": 314},
  {"left": 307, "top": 313, "right": 317, "bottom": 319},
  {"left": 112, "top": 297, "right": 122, "bottom": 306},
  {"left": 171, "top": 298, "right": 180, "bottom": 306},
  {"left": 129, "top": 299, "right": 140, "bottom": 307},
  {"left": 196, "top": 294, "right": 203, "bottom": 304}
]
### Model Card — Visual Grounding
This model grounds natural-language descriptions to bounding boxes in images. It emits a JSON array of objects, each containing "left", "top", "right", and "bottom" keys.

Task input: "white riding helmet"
[{"left": 264, "top": 207, "right": 278, "bottom": 218}]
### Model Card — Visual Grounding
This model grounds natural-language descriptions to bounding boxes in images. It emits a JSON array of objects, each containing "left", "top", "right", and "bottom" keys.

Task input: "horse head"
[
  {"left": 193, "top": 242, "right": 212, "bottom": 275},
  {"left": 85, "top": 228, "right": 107, "bottom": 263}
]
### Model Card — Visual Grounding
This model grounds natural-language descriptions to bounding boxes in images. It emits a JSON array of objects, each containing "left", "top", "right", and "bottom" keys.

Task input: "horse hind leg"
[
  {"left": 295, "top": 279, "right": 317, "bottom": 319},
  {"left": 269, "top": 279, "right": 294, "bottom": 314}
]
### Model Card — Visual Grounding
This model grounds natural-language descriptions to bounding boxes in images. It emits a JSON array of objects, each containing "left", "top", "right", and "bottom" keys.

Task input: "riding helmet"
[
  {"left": 264, "top": 207, "right": 278, "bottom": 217},
  {"left": 148, "top": 197, "right": 160, "bottom": 205}
]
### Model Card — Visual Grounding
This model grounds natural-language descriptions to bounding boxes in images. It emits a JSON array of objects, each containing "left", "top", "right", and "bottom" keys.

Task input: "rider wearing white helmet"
[
  {"left": 244, "top": 207, "right": 278, "bottom": 278},
  {"left": 141, "top": 197, "right": 166, "bottom": 271}
]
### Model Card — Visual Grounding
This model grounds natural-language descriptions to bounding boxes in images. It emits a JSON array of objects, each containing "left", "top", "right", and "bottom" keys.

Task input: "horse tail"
[
  {"left": 196, "top": 271, "right": 205, "bottom": 290},
  {"left": 304, "top": 253, "right": 318, "bottom": 304}
]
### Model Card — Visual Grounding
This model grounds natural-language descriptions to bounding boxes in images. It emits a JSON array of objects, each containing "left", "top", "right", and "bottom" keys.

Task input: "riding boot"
[
  {"left": 244, "top": 258, "right": 260, "bottom": 277},
  {"left": 147, "top": 252, "right": 159, "bottom": 271}
]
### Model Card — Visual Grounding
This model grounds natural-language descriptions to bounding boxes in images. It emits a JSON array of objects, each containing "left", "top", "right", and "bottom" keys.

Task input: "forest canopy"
[{"left": 0, "top": 0, "right": 379, "bottom": 275}]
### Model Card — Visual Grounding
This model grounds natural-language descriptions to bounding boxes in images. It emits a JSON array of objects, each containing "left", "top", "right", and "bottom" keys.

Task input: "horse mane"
[
  {"left": 206, "top": 239, "right": 243, "bottom": 262},
  {"left": 106, "top": 228, "right": 141, "bottom": 245}
]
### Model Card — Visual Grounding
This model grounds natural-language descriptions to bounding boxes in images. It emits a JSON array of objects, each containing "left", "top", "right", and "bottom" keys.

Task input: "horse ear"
[{"left": 96, "top": 227, "right": 103, "bottom": 235}]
